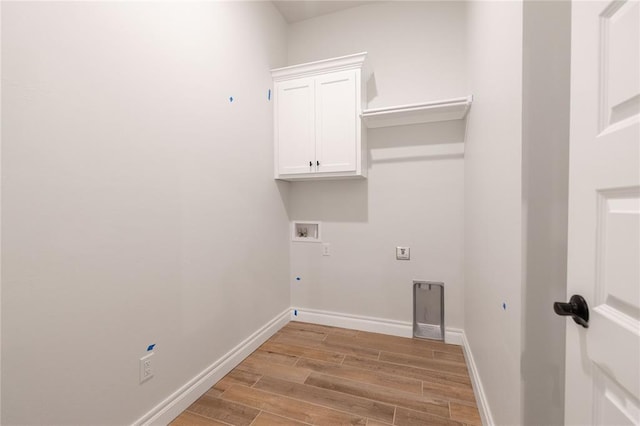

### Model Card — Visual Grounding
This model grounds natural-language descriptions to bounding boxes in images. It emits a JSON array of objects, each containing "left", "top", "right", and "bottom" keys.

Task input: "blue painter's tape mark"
[
  {"left": 229, "top": 96, "right": 234, "bottom": 102},
  {"left": 295, "top": 277, "right": 301, "bottom": 281},
  {"left": 268, "top": 89, "right": 271, "bottom": 100},
  {"left": 147, "top": 344, "right": 156, "bottom": 351},
  {"left": 294, "top": 309, "right": 298, "bottom": 316},
  {"left": 502, "top": 303, "right": 507, "bottom": 310}
]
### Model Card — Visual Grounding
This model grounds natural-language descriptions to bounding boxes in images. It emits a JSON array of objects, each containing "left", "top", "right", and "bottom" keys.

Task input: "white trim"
[
  {"left": 444, "top": 327, "right": 464, "bottom": 346},
  {"left": 271, "top": 52, "right": 367, "bottom": 81},
  {"left": 291, "top": 308, "right": 412, "bottom": 337},
  {"left": 290, "top": 308, "right": 463, "bottom": 347},
  {"left": 461, "top": 330, "right": 494, "bottom": 426},
  {"left": 132, "top": 308, "right": 290, "bottom": 426}
]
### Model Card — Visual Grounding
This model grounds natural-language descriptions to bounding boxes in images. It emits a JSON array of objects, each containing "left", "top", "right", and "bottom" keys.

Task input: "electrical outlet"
[
  {"left": 140, "top": 352, "right": 154, "bottom": 383},
  {"left": 322, "top": 243, "right": 331, "bottom": 256},
  {"left": 396, "top": 247, "right": 410, "bottom": 260}
]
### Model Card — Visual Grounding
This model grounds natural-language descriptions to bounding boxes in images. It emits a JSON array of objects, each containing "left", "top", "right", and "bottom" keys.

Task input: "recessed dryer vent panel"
[{"left": 413, "top": 281, "right": 444, "bottom": 341}]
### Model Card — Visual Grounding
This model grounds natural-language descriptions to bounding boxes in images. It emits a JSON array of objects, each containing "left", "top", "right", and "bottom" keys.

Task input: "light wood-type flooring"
[{"left": 170, "top": 321, "right": 481, "bottom": 426}]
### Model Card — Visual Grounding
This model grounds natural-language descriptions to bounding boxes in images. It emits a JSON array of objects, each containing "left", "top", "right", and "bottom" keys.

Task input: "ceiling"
[{"left": 272, "top": 1, "right": 376, "bottom": 23}]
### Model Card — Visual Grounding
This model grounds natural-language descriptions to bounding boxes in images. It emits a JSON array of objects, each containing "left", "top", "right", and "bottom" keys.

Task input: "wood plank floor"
[{"left": 170, "top": 322, "right": 481, "bottom": 426}]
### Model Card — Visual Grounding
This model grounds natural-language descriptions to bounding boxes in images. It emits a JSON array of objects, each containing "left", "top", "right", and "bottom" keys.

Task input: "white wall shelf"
[{"left": 361, "top": 95, "right": 473, "bottom": 129}]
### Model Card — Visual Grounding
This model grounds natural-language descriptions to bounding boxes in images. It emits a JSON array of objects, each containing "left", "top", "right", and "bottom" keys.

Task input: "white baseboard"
[
  {"left": 292, "top": 307, "right": 412, "bottom": 337},
  {"left": 132, "top": 308, "right": 290, "bottom": 426},
  {"left": 461, "top": 331, "right": 494, "bottom": 426},
  {"left": 444, "top": 327, "right": 464, "bottom": 346},
  {"left": 290, "top": 308, "right": 462, "bottom": 346}
]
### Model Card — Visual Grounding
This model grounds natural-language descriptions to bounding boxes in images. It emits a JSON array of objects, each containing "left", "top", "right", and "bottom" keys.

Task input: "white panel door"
[
  {"left": 276, "top": 78, "right": 315, "bottom": 175},
  {"left": 315, "top": 70, "right": 357, "bottom": 173},
  {"left": 564, "top": 1, "right": 640, "bottom": 425}
]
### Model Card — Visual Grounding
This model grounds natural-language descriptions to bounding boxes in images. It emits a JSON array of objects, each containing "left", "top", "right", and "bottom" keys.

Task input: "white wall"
[
  {"left": 286, "top": 2, "right": 467, "bottom": 331},
  {"left": 464, "top": 1, "right": 524, "bottom": 425},
  {"left": 1, "top": 2, "right": 289, "bottom": 424},
  {"left": 521, "top": 1, "right": 570, "bottom": 424},
  {"left": 287, "top": 1, "right": 468, "bottom": 109},
  {"left": 0, "top": 2, "right": 3, "bottom": 419}
]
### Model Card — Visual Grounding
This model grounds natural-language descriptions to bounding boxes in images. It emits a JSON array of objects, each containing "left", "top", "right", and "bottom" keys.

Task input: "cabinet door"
[
  {"left": 315, "top": 70, "right": 357, "bottom": 173},
  {"left": 276, "top": 78, "right": 315, "bottom": 175}
]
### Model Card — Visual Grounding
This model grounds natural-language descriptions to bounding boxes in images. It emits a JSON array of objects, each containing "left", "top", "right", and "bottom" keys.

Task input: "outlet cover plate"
[
  {"left": 396, "top": 247, "right": 410, "bottom": 260},
  {"left": 140, "top": 352, "right": 154, "bottom": 383}
]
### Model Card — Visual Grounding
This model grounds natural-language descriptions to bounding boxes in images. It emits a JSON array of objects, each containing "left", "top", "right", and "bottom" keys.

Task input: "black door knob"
[
  {"left": 554, "top": 294, "right": 589, "bottom": 328},
  {"left": 309, "top": 161, "right": 312, "bottom": 167}
]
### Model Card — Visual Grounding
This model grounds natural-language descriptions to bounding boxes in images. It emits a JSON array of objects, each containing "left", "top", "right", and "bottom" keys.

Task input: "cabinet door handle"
[
  {"left": 309, "top": 161, "right": 313, "bottom": 167},
  {"left": 317, "top": 161, "right": 320, "bottom": 166}
]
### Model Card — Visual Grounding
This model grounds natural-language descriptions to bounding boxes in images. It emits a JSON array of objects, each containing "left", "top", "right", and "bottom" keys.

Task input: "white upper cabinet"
[
  {"left": 315, "top": 70, "right": 358, "bottom": 173},
  {"left": 276, "top": 77, "right": 315, "bottom": 176},
  {"left": 272, "top": 53, "right": 367, "bottom": 181}
]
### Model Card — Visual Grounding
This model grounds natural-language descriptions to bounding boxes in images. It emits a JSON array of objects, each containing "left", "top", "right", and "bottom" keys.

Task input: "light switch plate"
[{"left": 396, "top": 247, "right": 410, "bottom": 260}]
